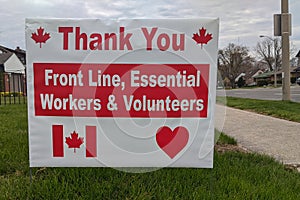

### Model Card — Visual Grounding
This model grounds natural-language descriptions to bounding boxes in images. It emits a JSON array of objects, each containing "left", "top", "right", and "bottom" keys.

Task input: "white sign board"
[{"left": 26, "top": 19, "right": 219, "bottom": 168}]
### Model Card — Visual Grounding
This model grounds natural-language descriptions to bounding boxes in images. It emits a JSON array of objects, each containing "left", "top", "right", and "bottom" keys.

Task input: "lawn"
[
  {"left": 0, "top": 96, "right": 27, "bottom": 105},
  {"left": 1, "top": 104, "right": 300, "bottom": 199},
  {"left": 217, "top": 96, "right": 300, "bottom": 123}
]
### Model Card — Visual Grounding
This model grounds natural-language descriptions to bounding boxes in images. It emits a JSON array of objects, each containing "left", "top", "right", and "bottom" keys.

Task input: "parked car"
[{"left": 297, "top": 77, "right": 300, "bottom": 85}]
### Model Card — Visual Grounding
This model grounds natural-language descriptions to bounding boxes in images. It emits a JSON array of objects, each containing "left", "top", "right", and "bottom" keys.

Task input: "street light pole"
[
  {"left": 259, "top": 35, "right": 277, "bottom": 87},
  {"left": 281, "top": 0, "right": 291, "bottom": 100}
]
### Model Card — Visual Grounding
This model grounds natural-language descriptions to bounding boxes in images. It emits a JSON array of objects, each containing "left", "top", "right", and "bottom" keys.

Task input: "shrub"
[
  {"left": 257, "top": 80, "right": 269, "bottom": 87},
  {"left": 237, "top": 77, "right": 245, "bottom": 88},
  {"left": 291, "top": 77, "right": 296, "bottom": 84},
  {"left": 0, "top": 92, "right": 23, "bottom": 97}
]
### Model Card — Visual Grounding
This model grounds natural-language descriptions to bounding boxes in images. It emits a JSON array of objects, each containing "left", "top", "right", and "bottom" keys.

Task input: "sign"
[
  {"left": 274, "top": 14, "right": 292, "bottom": 36},
  {"left": 26, "top": 19, "right": 219, "bottom": 168}
]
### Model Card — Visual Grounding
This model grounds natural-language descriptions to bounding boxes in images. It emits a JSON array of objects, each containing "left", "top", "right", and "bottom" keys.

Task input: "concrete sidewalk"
[{"left": 215, "top": 104, "right": 300, "bottom": 165}]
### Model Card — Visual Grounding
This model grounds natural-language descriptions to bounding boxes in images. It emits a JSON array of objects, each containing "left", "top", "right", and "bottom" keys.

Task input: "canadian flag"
[{"left": 52, "top": 125, "right": 97, "bottom": 158}]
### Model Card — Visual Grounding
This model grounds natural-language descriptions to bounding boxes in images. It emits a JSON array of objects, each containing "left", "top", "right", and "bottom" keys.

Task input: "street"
[{"left": 217, "top": 85, "right": 300, "bottom": 102}]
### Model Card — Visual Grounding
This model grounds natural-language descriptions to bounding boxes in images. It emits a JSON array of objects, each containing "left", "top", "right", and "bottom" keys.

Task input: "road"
[{"left": 217, "top": 85, "right": 300, "bottom": 102}]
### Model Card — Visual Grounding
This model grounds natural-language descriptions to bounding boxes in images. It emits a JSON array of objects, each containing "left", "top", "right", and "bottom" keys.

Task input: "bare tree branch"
[
  {"left": 218, "top": 43, "right": 254, "bottom": 88},
  {"left": 255, "top": 38, "right": 282, "bottom": 71}
]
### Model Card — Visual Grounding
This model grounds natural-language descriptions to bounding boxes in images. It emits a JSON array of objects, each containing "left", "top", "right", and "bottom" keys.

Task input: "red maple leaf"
[
  {"left": 31, "top": 27, "right": 51, "bottom": 48},
  {"left": 192, "top": 27, "right": 213, "bottom": 48},
  {"left": 65, "top": 131, "right": 84, "bottom": 153}
]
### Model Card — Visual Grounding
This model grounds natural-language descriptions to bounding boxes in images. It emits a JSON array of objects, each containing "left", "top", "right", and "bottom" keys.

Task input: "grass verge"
[
  {"left": 1, "top": 104, "right": 300, "bottom": 199},
  {"left": 217, "top": 96, "right": 300, "bottom": 122},
  {"left": 0, "top": 96, "right": 27, "bottom": 105},
  {"left": 215, "top": 130, "right": 237, "bottom": 145}
]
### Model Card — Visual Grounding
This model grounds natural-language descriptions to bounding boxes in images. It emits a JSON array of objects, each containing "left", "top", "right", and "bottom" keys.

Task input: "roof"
[
  {"left": 0, "top": 52, "right": 13, "bottom": 65},
  {"left": 0, "top": 45, "right": 26, "bottom": 65},
  {"left": 0, "top": 45, "right": 25, "bottom": 55},
  {"left": 253, "top": 71, "right": 273, "bottom": 79},
  {"left": 251, "top": 69, "right": 264, "bottom": 78},
  {"left": 293, "top": 67, "right": 300, "bottom": 72},
  {"left": 0, "top": 45, "right": 11, "bottom": 54},
  {"left": 253, "top": 66, "right": 299, "bottom": 79},
  {"left": 296, "top": 50, "right": 300, "bottom": 58},
  {"left": 235, "top": 73, "right": 246, "bottom": 82}
]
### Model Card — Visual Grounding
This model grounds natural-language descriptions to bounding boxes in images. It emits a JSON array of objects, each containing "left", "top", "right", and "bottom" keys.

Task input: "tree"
[
  {"left": 255, "top": 38, "right": 281, "bottom": 72},
  {"left": 256, "top": 38, "right": 297, "bottom": 71},
  {"left": 218, "top": 43, "right": 253, "bottom": 88}
]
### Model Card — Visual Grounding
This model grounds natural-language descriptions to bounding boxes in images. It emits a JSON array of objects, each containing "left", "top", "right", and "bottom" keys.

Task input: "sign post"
[{"left": 26, "top": 19, "right": 219, "bottom": 168}]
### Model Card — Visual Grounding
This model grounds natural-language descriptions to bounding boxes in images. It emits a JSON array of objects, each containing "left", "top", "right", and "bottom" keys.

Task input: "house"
[
  {"left": 253, "top": 71, "right": 274, "bottom": 86},
  {"left": 253, "top": 66, "right": 299, "bottom": 86},
  {"left": 296, "top": 50, "right": 300, "bottom": 66},
  {"left": 235, "top": 68, "right": 266, "bottom": 87},
  {"left": 0, "top": 45, "right": 26, "bottom": 95},
  {"left": 245, "top": 69, "right": 264, "bottom": 86},
  {"left": 294, "top": 50, "right": 300, "bottom": 78},
  {"left": 235, "top": 73, "right": 246, "bottom": 82},
  {"left": 253, "top": 51, "right": 300, "bottom": 86},
  {"left": 293, "top": 66, "right": 300, "bottom": 77},
  {"left": 0, "top": 45, "right": 26, "bottom": 66}
]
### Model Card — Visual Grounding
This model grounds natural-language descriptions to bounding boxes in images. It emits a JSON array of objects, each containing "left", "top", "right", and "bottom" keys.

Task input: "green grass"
[
  {"left": 0, "top": 96, "right": 27, "bottom": 105},
  {"left": 217, "top": 96, "right": 300, "bottom": 123},
  {"left": 1, "top": 104, "right": 300, "bottom": 199},
  {"left": 215, "top": 130, "right": 237, "bottom": 145}
]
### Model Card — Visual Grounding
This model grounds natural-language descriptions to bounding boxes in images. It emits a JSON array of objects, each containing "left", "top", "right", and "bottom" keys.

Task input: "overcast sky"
[{"left": 0, "top": 0, "right": 300, "bottom": 55}]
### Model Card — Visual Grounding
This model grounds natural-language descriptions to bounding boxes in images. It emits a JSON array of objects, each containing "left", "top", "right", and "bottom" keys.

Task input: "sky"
[{"left": 0, "top": 0, "right": 300, "bottom": 55}]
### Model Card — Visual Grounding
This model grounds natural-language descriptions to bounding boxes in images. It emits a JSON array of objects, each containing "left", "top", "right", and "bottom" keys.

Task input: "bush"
[
  {"left": 0, "top": 92, "right": 23, "bottom": 97},
  {"left": 237, "top": 77, "right": 245, "bottom": 88},
  {"left": 257, "top": 80, "right": 269, "bottom": 87},
  {"left": 269, "top": 80, "right": 282, "bottom": 85}
]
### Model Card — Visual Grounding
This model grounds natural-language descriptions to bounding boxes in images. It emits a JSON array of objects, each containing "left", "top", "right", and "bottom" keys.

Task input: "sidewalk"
[{"left": 215, "top": 104, "right": 300, "bottom": 166}]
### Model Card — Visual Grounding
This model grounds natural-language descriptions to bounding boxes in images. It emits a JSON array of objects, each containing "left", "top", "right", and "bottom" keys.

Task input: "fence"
[{"left": 0, "top": 72, "right": 27, "bottom": 105}]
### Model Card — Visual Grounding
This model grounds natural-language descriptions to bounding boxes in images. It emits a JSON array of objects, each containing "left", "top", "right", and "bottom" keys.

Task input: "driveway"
[{"left": 217, "top": 85, "right": 300, "bottom": 102}]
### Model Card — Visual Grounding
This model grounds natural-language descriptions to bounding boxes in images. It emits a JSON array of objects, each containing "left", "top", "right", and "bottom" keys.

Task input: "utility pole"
[{"left": 281, "top": 0, "right": 291, "bottom": 100}]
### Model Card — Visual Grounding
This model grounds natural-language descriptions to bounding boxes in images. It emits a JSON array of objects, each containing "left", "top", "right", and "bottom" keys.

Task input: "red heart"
[{"left": 156, "top": 126, "right": 189, "bottom": 159}]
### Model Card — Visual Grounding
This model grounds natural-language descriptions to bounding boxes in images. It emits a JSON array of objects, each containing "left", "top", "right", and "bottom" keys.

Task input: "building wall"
[
  {"left": 4, "top": 54, "right": 25, "bottom": 74},
  {"left": 1, "top": 73, "right": 26, "bottom": 94}
]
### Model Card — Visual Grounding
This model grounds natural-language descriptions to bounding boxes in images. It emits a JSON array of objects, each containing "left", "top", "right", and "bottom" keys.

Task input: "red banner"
[{"left": 34, "top": 63, "right": 209, "bottom": 118}]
